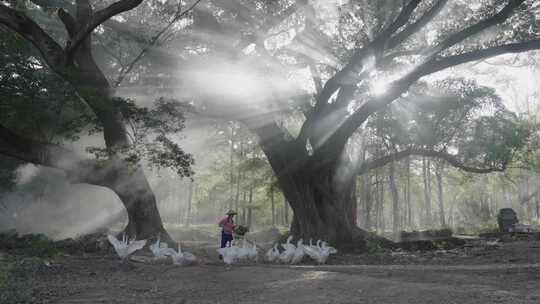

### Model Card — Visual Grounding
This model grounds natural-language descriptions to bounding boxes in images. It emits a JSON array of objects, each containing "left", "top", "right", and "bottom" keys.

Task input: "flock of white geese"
[
  {"left": 107, "top": 234, "right": 337, "bottom": 266},
  {"left": 218, "top": 235, "right": 337, "bottom": 265},
  {"left": 264, "top": 236, "right": 338, "bottom": 265},
  {"left": 107, "top": 233, "right": 197, "bottom": 265}
]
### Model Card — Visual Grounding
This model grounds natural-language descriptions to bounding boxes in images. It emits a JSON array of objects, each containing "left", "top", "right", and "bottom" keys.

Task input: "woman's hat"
[{"left": 226, "top": 210, "right": 237, "bottom": 215}]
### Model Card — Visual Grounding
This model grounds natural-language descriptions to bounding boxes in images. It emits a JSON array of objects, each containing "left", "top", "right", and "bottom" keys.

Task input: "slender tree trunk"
[
  {"left": 242, "top": 191, "right": 247, "bottom": 225},
  {"left": 436, "top": 162, "right": 446, "bottom": 227},
  {"left": 284, "top": 192, "right": 289, "bottom": 225},
  {"left": 234, "top": 173, "right": 241, "bottom": 213},
  {"left": 492, "top": 190, "right": 499, "bottom": 218},
  {"left": 357, "top": 147, "right": 367, "bottom": 230},
  {"left": 536, "top": 192, "right": 539, "bottom": 219},
  {"left": 449, "top": 197, "right": 455, "bottom": 228},
  {"left": 406, "top": 156, "right": 412, "bottom": 228},
  {"left": 374, "top": 170, "right": 381, "bottom": 233},
  {"left": 234, "top": 141, "right": 244, "bottom": 213},
  {"left": 361, "top": 173, "right": 372, "bottom": 230},
  {"left": 352, "top": 181, "right": 358, "bottom": 227},
  {"left": 229, "top": 123, "right": 235, "bottom": 210},
  {"left": 401, "top": 182, "right": 406, "bottom": 230},
  {"left": 279, "top": 200, "right": 284, "bottom": 226},
  {"left": 501, "top": 175, "right": 510, "bottom": 207},
  {"left": 379, "top": 171, "right": 385, "bottom": 233},
  {"left": 185, "top": 181, "right": 193, "bottom": 227},
  {"left": 178, "top": 186, "right": 183, "bottom": 225},
  {"left": 524, "top": 175, "right": 530, "bottom": 220},
  {"left": 271, "top": 184, "right": 275, "bottom": 226},
  {"left": 247, "top": 184, "right": 253, "bottom": 228},
  {"left": 422, "top": 157, "right": 432, "bottom": 228},
  {"left": 389, "top": 161, "right": 399, "bottom": 234}
]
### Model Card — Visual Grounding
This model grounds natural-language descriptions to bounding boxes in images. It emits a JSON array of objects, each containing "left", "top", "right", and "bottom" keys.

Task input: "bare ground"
[{"left": 2, "top": 240, "right": 540, "bottom": 304}]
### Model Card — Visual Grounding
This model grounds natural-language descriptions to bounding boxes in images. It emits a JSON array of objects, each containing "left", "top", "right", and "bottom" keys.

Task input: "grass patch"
[{"left": 0, "top": 257, "right": 36, "bottom": 303}]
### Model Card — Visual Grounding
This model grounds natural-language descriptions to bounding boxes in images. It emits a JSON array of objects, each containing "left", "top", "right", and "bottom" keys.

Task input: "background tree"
[{"left": 0, "top": 0, "right": 198, "bottom": 242}]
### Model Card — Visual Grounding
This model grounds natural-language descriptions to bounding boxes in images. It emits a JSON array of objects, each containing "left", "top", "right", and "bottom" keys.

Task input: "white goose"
[
  {"left": 290, "top": 239, "right": 305, "bottom": 264},
  {"left": 149, "top": 235, "right": 172, "bottom": 260},
  {"left": 302, "top": 240, "right": 337, "bottom": 264},
  {"left": 318, "top": 241, "right": 338, "bottom": 264},
  {"left": 217, "top": 241, "right": 239, "bottom": 265},
  {"left": 107, "top": 233, "right": 146, "bottom": 260},
  {"left": 265, "top": 244, "right": 280, "bottom": 262},
  {"left": 247, "top": 242, "right": 258, "bottom": 262},
  {"left": 169, "top": 243, "right": 197, "bottom": 266},
  {"left": 302, "top": 239, "right": 321, "bottom": 261},
  {"left": 236, "top": 239, "right": 251, "bottom": 261},
  {"left": 279, "top": 235, "right": 296, "bottom": 263}
]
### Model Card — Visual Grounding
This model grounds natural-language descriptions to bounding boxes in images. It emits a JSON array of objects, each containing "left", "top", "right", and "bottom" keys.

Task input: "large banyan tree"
[{"left": 174, "top": 0, "right": 540, "bottom": 248}]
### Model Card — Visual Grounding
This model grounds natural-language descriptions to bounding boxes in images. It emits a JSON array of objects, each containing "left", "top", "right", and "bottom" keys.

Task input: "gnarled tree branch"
[
  {"left": 296, "top": 1, "right": 424, "bottom": 148},
  {"left": 58, "top": 8, "right": 76, "bottom": 37},
  {"left": 323, "top": 0, "right": 531, "bottom": 159},
  {"left": 423, "top": 0, "right": 525, "bottom": 58},
  {"left": 386, "top": 0, "right": 448, "bottom": 49},
  {"left": 65, "top": 0, "right": 144, "bottom": 60},
  {"left": 357, "top": 147, "right": 507, "bottom": 175},
  {"left": 317, "top": 0, "right": 423, "bottom": 105},
  {"left": 0, "top": 4, "right": 67, "bottom": 71},
  {"left": 0, "top": 123, "right": 76, "bottom": 169},
  {"left": 114, "top": 0, "right": 202, "bottom": 87},
  {"left": 417, "top": 39, "right": 540, "bottom": 77},
  {"left": 0, "top": 123, "right": 128, "bottom": 187}
]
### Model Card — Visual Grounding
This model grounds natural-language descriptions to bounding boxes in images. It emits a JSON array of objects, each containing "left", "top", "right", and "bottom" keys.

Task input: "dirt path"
[
  {"left": 11, "top": 255, "right": 538, "bottom": 304},
  {"left": 292, "top": 262, "right": 540, "bottom": 271},
  {"left": 3, "top": 240, "right": 540, "bottom": 303}
]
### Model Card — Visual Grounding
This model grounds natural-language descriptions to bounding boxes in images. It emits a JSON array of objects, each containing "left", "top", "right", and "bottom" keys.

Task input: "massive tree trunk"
[
  {"left": 72, "top": 6, "right": 176, "bottom": 243},
  {"left": 253, "top": 141, "right": 391, "bottom": 250},
  {"left": 69, "top": 53, "right": 171, "bottom": 242},
  {"left": 267, "top": 147, "right": 367, "bottom": 250},
  {"left": 247, "top": 122, "right": 363, "bottom": 248},
  {"left": 68, "top": 160, "right": 171, "bottom": 242},
  {"left": 118, "top": 173, "right": 167, "bottom": 240}
]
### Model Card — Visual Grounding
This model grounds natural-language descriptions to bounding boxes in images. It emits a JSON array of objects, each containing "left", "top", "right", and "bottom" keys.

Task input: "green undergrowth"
[
  {"left": 0, "top": 231, "right": 59, "bottom": 258},
  {"left": 454, "top": 220, "right": 500, "bottom": 235},
  {"left": 0, "top": 230, "right": 109, "bottom": 258}
]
